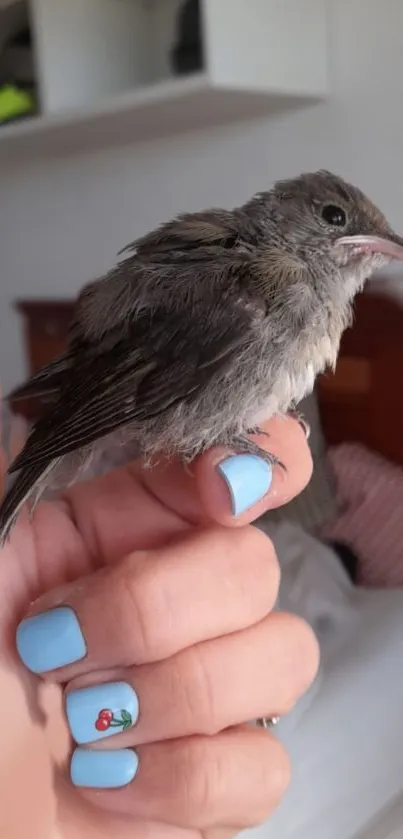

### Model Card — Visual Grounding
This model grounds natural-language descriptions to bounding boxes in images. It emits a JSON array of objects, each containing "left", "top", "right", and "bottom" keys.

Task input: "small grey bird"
[{"left": 1, "top": 169, "right": 403, "bottom": 543}]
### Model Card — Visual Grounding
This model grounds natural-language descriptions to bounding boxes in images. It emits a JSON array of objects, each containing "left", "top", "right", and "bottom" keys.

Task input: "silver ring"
[{"left": 256, "top": 716, "right": 280, "bottom": 729}]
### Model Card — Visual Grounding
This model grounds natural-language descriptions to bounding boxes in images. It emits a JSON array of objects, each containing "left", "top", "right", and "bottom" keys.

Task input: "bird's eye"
[{"left": 321, "top": 204, "right": 347, "bottom": 227}]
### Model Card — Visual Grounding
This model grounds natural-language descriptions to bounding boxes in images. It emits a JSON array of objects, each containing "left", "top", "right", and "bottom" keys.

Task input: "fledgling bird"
[{"left": 1, "top": 169, "right": 403, "bottom": 543}]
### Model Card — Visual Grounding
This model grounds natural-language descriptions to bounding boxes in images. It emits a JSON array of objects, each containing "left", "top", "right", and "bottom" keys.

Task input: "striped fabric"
[
  {"left": 259, "top": 391, "right": 339, "bottom": 534},
  {"left": 324, "top": 442, "right": 403, "bottom": 587}
]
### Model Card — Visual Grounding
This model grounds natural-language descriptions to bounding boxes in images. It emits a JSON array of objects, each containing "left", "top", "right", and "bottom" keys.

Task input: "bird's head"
[{"left": 255, "top": 169, "right": 403, "bottom": 299}]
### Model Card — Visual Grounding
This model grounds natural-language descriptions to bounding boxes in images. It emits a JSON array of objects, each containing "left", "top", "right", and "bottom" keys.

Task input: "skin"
[{"left": 0, "top": 412, "right": 318, "bottom": 839}]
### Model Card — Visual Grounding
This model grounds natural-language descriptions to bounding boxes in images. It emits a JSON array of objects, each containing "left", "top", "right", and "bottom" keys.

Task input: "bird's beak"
[{"left": 336, "top": 233, "right": 403, "bottom": 261}]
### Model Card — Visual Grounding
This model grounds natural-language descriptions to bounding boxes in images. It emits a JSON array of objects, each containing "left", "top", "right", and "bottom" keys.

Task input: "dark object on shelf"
[
  {"left": 9, "top": 26, "right": 32, "bottom": 48},
  {"left": 170, "top": 0, "right": 203, "bottom": 75},
  {"left": 0, "top": 4, "right": 37, "bottom": 117}
]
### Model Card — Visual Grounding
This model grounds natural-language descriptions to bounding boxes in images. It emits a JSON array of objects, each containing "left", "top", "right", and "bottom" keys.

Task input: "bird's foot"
[
  {"left": 229, "top": 434, "right": 286, "bottom": 472},
  {"left": 287, "top": 409, "right": 310, "bottom": 439},
  {"left": 246, "top": 425, "right": 270, "bottom": 439}
]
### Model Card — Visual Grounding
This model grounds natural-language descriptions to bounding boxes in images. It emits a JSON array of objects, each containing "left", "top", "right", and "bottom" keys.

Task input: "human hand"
[{"left": 0, "top": 414, "right": 318, "bottom": 839}]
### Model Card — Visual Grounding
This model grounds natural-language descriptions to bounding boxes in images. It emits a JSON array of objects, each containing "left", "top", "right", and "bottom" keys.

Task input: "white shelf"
[
  {"left": 0, "top": 72, "right": 325, "bottom": 159},
  {"left": 0, "top": 0, "right": 329, "bottom": 160}
]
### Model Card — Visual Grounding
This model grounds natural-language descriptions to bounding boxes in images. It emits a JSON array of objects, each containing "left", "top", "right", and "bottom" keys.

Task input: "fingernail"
[
  {"left": 217, "top": 454, "right": 272, "bottom": 516},
  {"left": 70, "top": 748, "right": 139, "bottom": 788},
  {"left": 66, "top": 681, "right": 139, "bottom": 745},
  {"left": 16, "top": 606, "right": 86, "bottom": 673}
]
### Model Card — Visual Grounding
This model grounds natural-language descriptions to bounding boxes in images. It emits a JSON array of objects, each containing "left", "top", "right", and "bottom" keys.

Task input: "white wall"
[{"left": 2, "top": 0, "right": 403, "bottom": 392}]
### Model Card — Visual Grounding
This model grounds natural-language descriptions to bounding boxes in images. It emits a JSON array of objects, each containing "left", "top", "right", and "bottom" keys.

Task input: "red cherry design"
[{"left": 94, "top": 707, "right": 132, "bottom": 732}]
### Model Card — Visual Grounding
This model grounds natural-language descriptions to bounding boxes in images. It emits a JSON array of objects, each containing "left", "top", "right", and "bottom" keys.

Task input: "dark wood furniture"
[
  {"left": 316, "top": 282, "right": 403, "bottom": 468},
  {"left": 10, "top": 283, "right": 403, "bottom": 467},
  {"left": 10, "top": 299, "right": 75, "bottom": 421}
]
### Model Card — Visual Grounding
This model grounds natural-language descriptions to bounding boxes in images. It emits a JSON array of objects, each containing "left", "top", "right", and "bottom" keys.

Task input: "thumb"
[
  {"left": 138, "top": 415, "right": 312, "bottom": 528},
  {"left": 57, "top": 415, "right": 312, "bottom": 565}
]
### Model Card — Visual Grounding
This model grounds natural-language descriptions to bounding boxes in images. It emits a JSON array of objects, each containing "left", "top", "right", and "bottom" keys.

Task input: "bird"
[{"left": 1, "top": 168, "right": 403, "bottom": 544}]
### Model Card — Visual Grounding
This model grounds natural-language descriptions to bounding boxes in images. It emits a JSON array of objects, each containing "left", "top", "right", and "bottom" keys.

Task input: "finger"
[
  {"left": 61, "top": 414, "right": 312, "bottom": 564},
  {"left": 16, "top": 525, "right": 279, "bottom": 679},
  {"left": 136, "top": 414, "right": 312, "bottom": 527},
  {"left": 64, "top": 613, "right": 319, "bottom": 746},
  {"left": 71, "top": 728, "right": 290, "bottom": 831}
]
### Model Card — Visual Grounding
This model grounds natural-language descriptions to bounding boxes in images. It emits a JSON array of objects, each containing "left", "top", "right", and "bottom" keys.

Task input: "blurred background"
[{"left": 0, "top": 0, "right": 402, "bottom": 393}]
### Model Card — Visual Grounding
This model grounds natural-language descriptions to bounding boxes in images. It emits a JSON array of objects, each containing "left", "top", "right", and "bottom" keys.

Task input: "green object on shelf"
[{"left": 0, "top": 84, "right": 36, "bottom": 123}]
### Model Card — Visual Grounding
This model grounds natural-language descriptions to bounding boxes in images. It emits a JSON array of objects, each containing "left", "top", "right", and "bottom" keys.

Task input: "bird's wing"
[
  {"left": 8, "top": 351, "right": 74, "bottom": 402},
  {"left": 9, "top": 301, "right": 256, "bottom": 473},
  {"left": 9, "top": 214, "right": 246, "bottom": 405},
  {"left": 122, "top": 210, "right": 241, "bottom": 258}
]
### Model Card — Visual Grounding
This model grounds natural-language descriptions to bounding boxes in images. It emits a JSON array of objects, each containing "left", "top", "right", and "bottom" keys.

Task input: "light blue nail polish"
[
  {"left": 217, "top": 454, "right": 272, "bottom": 516},
  {"left": 70, "top": 748, "right": 138, "bottom": 788},
  {"left": 16, "top": 606, "right": 86, "bottom": 674},
  {"left": 66, "top": 681, "right": 139, "bottom": 745}
]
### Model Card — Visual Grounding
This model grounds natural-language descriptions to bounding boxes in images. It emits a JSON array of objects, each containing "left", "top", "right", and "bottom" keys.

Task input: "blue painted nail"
[
  {"left": 66, "top": 681, "right": 139, "bottom": 745},
  {"left": 16, "top": 606, "right": 86, "bottom": 674},
  {"left": 217, "top": 454, "right": 272, "bottom": 516},
  {"left": 70, "top": 748, "right": 138, "bottom": 788}
]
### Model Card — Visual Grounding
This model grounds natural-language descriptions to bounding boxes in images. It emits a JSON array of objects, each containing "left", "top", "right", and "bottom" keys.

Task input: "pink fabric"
[{"left": 323, "top": 443, "right": 403, "bottom": 587}]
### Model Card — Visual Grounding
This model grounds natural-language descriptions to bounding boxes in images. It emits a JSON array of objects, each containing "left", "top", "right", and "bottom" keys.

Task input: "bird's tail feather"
[{"left": 0, "top": 459, "right": 58, "bottom": 547}]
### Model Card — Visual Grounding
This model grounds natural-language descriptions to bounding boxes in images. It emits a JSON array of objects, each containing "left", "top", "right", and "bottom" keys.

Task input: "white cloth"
[
  {"left": 240, "top": 524, "right": 403, "bottom": 839},
  {"left": 354, "top": 793, "right": 403, "bottom": 838}
]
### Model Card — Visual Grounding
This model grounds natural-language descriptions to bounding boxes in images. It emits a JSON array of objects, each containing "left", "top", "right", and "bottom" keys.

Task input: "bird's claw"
[
  {"left": 287, "top": 410, "right": 311, "bottom": 439},
  {"left": 230, "top": 435, "right": 286, "bottom": 472}
]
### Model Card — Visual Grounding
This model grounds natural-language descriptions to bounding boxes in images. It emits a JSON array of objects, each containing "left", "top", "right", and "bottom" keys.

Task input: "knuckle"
[
  {"left": 176, "top": 738, "right": 219, "bottom": 819},
  {"left": 245, "top": 736, "right": 292, "bottom": 828},
  {"left": 180, "top": 645, "right": 219, "bottom": 735},
  {"left": 277, "top": 612, "right": 320, "bottom": 701},
  {"left": 229, "top": 735, "right": 292, "bottom": 830},
  {"left": 170, "top": 732, "right": 291, "bottom": 829},
  {"left": 262, "top": 738, "right": 291, "bottom": 810},
  {"left": 287, "top": 613, "right": 320, "bottom": 691},
  {"left": 242, "top": 526, "right": 281, "bottom": 609},
  {"left": 116, "top": 553, "right": 165, "bottom": 662}
]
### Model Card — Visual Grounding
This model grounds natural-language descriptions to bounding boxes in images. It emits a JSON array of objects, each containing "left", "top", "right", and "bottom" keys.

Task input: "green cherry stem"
[{"left": 109, "top": 714, "right": 132, "bottom": 727}]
